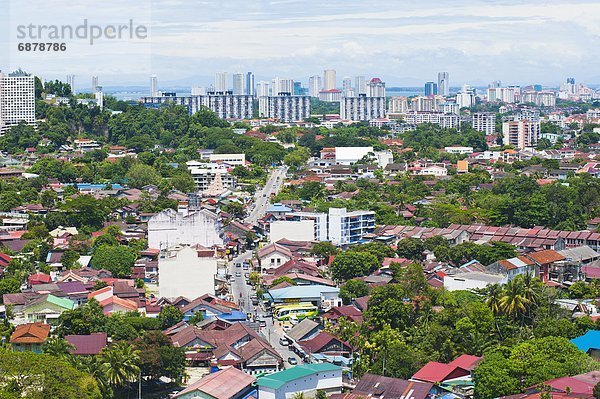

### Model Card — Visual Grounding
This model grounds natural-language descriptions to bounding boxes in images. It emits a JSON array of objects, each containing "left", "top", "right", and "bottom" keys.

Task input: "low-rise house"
[
  {"left": 23, "top": 294, "right": 75, "bottom": 324},
  {"left": 443, "top": 272, "right": 506, "bottom": 291},
  {"left": 285, "top": 319, "right": 322, "bottom": 343},
  {"left": 298, "top": 331, "right": 353, "bottom": 359},
  {"left": 88, "top": 286, "right": 138, "bottom": 314},
  {"left": 173, "top": 366, "right": 256, "bottom": 399},
  {"left": 258, "top": 243, "right": 293, "bottom": 271},
  {"left": 257, "top": 363, "right": 343, "bottom": 399},
  {"left": 323, "top": 305, "right": 364, "bottom": 325},
  {"left": 526, "top": 249, "right": 566, "bottom": 283},
  {"left": 65, "top": 332, "right": 108, "bottom": 355},
  {"left": 331, "top": 373, "right": 435, "bottom": 399},
  {"left": 486, "top": 256, "right": 536, "bottom": 281},
  {"left": 267, "top": 285, "right": 341, "bottom": 311},
  {"left": 570, "top": 330, "right": 600, "bottom": 360},
  {"left": 10, "top": 322, "right": 50, "bottom": 353},
  {"left": 27, "top": 272, "right": 52, "bottom": 286},
  {"left": 180, "top": 294, "right": 245, "bottom": 322},
  {"left": 524, "top": 371, "right": 600, "bottom": 397},
  {"left": 411, "top": 354, "right": 482, "bottom": 384}
]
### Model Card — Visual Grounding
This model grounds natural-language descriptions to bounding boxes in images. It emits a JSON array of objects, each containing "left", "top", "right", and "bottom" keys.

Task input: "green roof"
[
  {"left": 257, "top": 363, "right": 341, "bottom": 389},
  {"left": 47, "top": 294, "right": 75, "bottom": 310}
]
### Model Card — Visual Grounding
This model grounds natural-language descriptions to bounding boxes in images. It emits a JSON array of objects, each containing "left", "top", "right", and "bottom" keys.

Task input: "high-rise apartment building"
[
  {"left": 66, "top": 75, "right": 75, "bottom": 94},
  {"left": 355, "top": 76, "right": 366, "bottom": 95},
  {"left": 456, "top": 84, "right": 475, "bottom": 108},
  {"left": 256, "top": 81, "right": 270, "bottom": 98},
  {"left": 367, "top": 78, "right": 386, "bottom": 97},
  {"left": 95, "top": 86, "right": 104, "bottom": 110},
  {"left": 388, "top": 97, "right": 409, "bottom": 114},
  {"left": 272, "top": 77, "right": 294, "bottom": 96},
  {"left": 232, "top": 73, "right": 244, "bottom": 95},
  {"left": 308, "top": 75, "right": 322, "bottom": 97},
  {"left": 502, "top": 120, "right": 540, "bottom": 149},
  {"left": 438, "top": 72, "right": 449, "bottom": 96},
  {"left": 425, "top": 81, "right": 438, "bottom": 96},
  {"left": 520, "top": 91, "right": 556, "bottom": 107},
  {"left": 246, "top": 72, "right": 255, "bottom": 96},
  {"left": 472, "top": 113, "right": 496, "bottom": 135},
  {"left": 0, "top": 70, "right": 36, "bottom": 133},
  {"left": 215, "top": 72, "right": 227, "bottom": 92},
  {"left": 341, "top": 94, "right": 386, "bottom": 121},
  {"left": 142, "top": 92, "right": 253, "bottom": 119},
  {"left": 259, "top": 94, "right": 310, "bottom": 122},
  {"left": 487, "top": 87, "right": 518, "bottom": 103},
  {"left": 342, "top": 77, "right": 353, "bottom": 96},
  {"left": 323, "top": 69, "right": 336, "bottom": 90},
  {"left": 150, "top": 75, "right": 158, "bottom": 96},
  {"left": 92, "top": 76, "right": 99, "bottom": 92}
]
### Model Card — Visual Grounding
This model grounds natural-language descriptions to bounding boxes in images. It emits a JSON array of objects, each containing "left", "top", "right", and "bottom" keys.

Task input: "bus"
[{"left": 273, "top": 303, "right": 318, "bottom": 321}]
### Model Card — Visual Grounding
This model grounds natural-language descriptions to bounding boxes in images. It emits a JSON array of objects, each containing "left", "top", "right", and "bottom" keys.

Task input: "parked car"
[
  {"left": 287, "top": 357, "right": 298, "bottom": 365},
  {"left": 279, "top": 337, "right": 290, "bottom": 346},
  {"left": 235, "top": 271, "right": 241, "bottom": 277},
  {"left": 259, "top": 320, "right": 267, "bottom": 327}
]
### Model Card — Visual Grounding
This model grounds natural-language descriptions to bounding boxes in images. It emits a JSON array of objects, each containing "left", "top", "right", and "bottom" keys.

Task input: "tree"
[
  {"left": 61, "top": 250, "right": 81, "bottom": 269},
  {"left": 499, "top": 279, "right": 530, "bottom": 321},
  {"left": 271, "top": 276, "right": 297, "bottom": 287},
  {"left": 171, "top": 173, "right": 196, "bottom": 193},
  {"left": 99, "top": 342, "right": 141, "bottom": 388},
  {"left": 0, "top": 350, "right": 102, "bottom": 399},
  {"left": 593, "top": 382, "right": 600, "bottom": 399},
  {"left": 396, "top": 238, "right": 426, "bottom": 261},
  {"left": 350, "top": 242, "right": 396, "bottom": 263},
  {"left": 330, "top": 251, "right": 380, "bottom": 281},
  {"left": 365, "top": 285, "right": 414, "bottom": 330},
  {"left": 0, "top": 277, "right": 22, "bottom": 298},
  {"left": 91, "top": 245, "right": 137, "bottom": 278},
  {"left": 43, "top": 336, "right": 74, "bottom": 358},
  {"left": 473, "top": 337, "right": 599, "bottom": 399},
  {"left": 340, "top": 279, "right": 370, "bottom": 305},
  {"left": 134, "top": 331, "right": 186, "bottom": 382},
  {"left": 189, "top": 311, "right": 204, "bottom": 325},
  {"left": 310, "top": 242, "right": 339, "bottom": 258},
  {"left": 125, "top": 163, "right": 161, "bottom": 189},
  {"left": 158, "top": 305, "right": 184, "bottom": 329},
  {"left": 58, "top": 298, "right": 107, "bottom": 336}
]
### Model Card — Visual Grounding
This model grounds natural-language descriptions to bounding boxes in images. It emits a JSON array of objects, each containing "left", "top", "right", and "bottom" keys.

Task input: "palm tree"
[
  {"left": 43, "top": 337, "right": 74, "bottom": 358},
  {"left": 520, "top": 273, "right": 540, "bottom": 306},
  {"left": 72, "top": 355, "right": 113, "bottom": 398},
  {"left": 485, "top": 284, "right": 503, "bottom": 315},
  {"left": 99, "top": 342, "right": 140, "bottom": 388},
  {"left": 500, "top": 279, "right": 530, "bottom": 321}
]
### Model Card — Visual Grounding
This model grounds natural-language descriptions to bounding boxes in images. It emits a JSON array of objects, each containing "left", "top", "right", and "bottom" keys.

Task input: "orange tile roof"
[
  {"left": 10, "top": 322, "right": 50, "bottom": 344},
  {"left": 527, "top": 250, "right": 566, "bottom": 265}
]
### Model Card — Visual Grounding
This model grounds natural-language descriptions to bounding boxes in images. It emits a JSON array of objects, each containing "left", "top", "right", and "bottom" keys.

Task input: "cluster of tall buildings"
[{"left": 0, "top": 69, "right": 36, "bottom": 134}]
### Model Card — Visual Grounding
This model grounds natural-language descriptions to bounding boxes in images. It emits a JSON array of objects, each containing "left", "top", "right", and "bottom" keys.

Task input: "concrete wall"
[{"left": 270, "top": 220, "right": 315, "bottom": 243}]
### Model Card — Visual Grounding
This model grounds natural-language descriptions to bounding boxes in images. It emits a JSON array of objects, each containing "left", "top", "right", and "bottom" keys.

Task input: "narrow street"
[{"left": 244, "top": 165, "right": 287, "bottom": 224}]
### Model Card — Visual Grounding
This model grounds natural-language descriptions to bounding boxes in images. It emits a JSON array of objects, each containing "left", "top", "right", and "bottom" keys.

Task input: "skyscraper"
[
  {"left": 215, "top": 72, "right": 227, "bottom": 92},
  {"left": 92, "top": 76, "right": 99, "bottom": 92},
  {"left": 308, "top": 75, "right": 322, "bottom": 97},
  {"left": 438, "top": 72, "right": 449, "bottom": 96},
  {"left": 95, "top": 86, "right": 104, "bottom": 110},
  {"left": 367, "top": 78, "right": 386, "bottom": 97},
  {"left": 232, "top": 73, "right": 244, "bottom": 95},
  {"left": 355, "top": 76, "right": 366, "bottom": 95},
  {"left": 0, "top": 69, "right": 36, "bottom": 133},
  {"left": 256, "top": 81, "right": 270, "bottom": 97},
  {"left": 272, "top": 78, "right": 293, "bottom": 95},
  {"left": 246, "top": 72, "right": 255, "bottom": 97},
  {"left": 150, "top": 75, "right": 158, "bottom": 96},
  {"left": 323, "top": 69, "right": 336, "bottom": 90},
  {"left": 66, "top": 75, "right": 75, "bottom": 94},
  {"left": 342, "top": 77, "right": 352, "bottom": 96},
  {"left": 424, "top": 81, "right": 438, "bottom": 96}
]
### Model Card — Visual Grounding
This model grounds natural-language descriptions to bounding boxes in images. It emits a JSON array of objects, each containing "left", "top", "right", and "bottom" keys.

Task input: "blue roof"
[
  {"left": 218, "top": 310, "right": 248, "bottom": 321},
  {"left": 268, "top": 285, "right": 339, "bottom": 301},
  {"left": 266, "top": 203, "right": 293, "bottom": 213},
  {"left": 570, "top": 330, "right": 600, "bottom": 352}
]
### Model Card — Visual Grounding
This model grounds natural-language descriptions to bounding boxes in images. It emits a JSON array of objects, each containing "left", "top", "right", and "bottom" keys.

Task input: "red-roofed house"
[
  {"left": 411, "top": 361, "right": 470, "bottom": 384},
  {"left": 10, "top": 322, "right": 51, "bottom": 353},
  {"left": 323, "top": 305, "right": 364, "bottom": 324},
  {"left": 28, "top": 272, "right": 52, "bottom": 286},
  {"left": 65, "top": 332, "right": 108, "bottom": 355}
]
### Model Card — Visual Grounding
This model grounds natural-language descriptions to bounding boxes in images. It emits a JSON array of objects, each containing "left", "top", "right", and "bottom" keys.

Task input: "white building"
[
  {"left": 355, "top": 76, "right": 366, "bottom": 95},
  {"left": 472, "top": 113, "right": 496, "bottom": 135},
  {"left": 150, "top": 75, "right": 158, "bottom": 96},
  {"left": 260, "top": 94, "right": 311, "bottom": 122},
  {"left": 520, "top": 91, "right": 556, "bottom": 107},
  {"left": 319, "top": 89, "right": 342, "bottom": 102},
  {"left": 439, "top": 102, "right": 460, "bottom": 115},
  {"left": 148, "top": 208, "right": 223, "bottom": 250},
  {"left": 367, "top": 78, "right": 386, "bottom": 97},
  {"left": 323, "top": 70, "right": 336, "bottom": 90},
  {"left": 404, "top": 112, "right": 460, "bottom": 129},
  {"left": 208, "top": 153, "right": 245, "bottom": 166},
  {"left": 256, "top": 81, "right": 270, "bottom": 97},
  {"left": 0, "top": 70, "right": 36, "bottom": 133},
  {"left": 503, "top": 120, "right": 540, "bottom": 149},
  {"left": 334, "top": 146, "right": 373, "bottom": 165},
  {"left": 269, "top": 220, "right": 315, "bottom": 243},
  {"left": 388, "top": 97, "right": 409, "bottom": 114},
  {"left": 340, "top": 95, "right": 385, "bottom": 121},
  {"left": 487, "top": 86, "right": 519, "bottom": 103},
  {"left": 142, "top": 93, "right": 253, "bottom": 119},
  {"left": 444, "top": 272, "right": 506, "bottom": 291},
  {"left": 456, "top": 84, "right": 475, "bottom": 108},
  {"left": 444, "top": 146, "right": 473, "bottom": 154},
  {"left": 410, "top": 96, "right": 444, "bottom": 112},
  {"left": 232, "top": 73, "right": 244, "bottom": 95},
  {"left": 215, "top": 72, "right": 227, "bottom": 92},
  {"left": 328, "top": 207, "right": 375, "bottom": 246},
  {"left": 257, "top": 364, "right": 342, "bottom": 399},
  {"left": 342, "top": 77, "right": 352, "bottom": 96},
  {"left": 438, "top": 72, "right": 450, "bottom": 96},
  {"left": 187, "top": 162, "right": 237, "bottom": 191},
  {"left": 272, "top": 78, "right": 294, "bottom": 96},
  {"left": 308, "top": 75, "right": 322, "bottom": 98},
  {"left": 158, "top": 245, "right": 218, "bottom": 299},
  {"left": 287, "top": 211, "right": 328, "bottom": 241},
  {"left": 246, "top": 72, "right": 255, "bottom": 96}
]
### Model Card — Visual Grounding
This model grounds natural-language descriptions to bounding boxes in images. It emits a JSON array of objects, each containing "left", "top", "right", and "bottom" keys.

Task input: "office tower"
[
  {"left": 456, "top": 84, "right": 475, "bottom": 108},
  {"left": 438, "top": 72, "right": 449, "bottom": 96},
  {"left": 0, "top": 69, "right": 36, "bottom": 133},
  {"left": 323, "top": 69, "right": 336, "bottom": 90},
  {"left": 503, "top": 119, "right": 540, "bottom": 149},
  {"left": 341, "top": 94, "right": 386, "bottom": 121},
  {"left": 342, "top": 77, "right": 352, "bottom": 96},
  {"left": 215, "top": 72, "right": 227, "bottom": 92},
  {"left": 92, "top": 76, "right": 99, "bottom": 92},
  {"left": 272, "top": 77, "right": 293, "bottom": 95},
  {"left": 260, "top": 93, "right": 311, "bottom": 122},
  {"left": 256, "top": 81, "right": 270, "bottom": 98},
  {"left": 567, "top": 77, "right": 575, "bottom": 85},
  {"left": 150, "top": 75, "right": 158, "bottom": 96},
  {"left": 293, "top": 81, "right": 303, "bottom": 95},
  {"left": 424, "top": 81, "right": 438, "bottom": 96},
  {"left": 355, "top": 76, "right": 366, "bottom": 95},
  {"left": 308, "top": 75, "right": 322, "bottom": 97},
  {"left": 95, "top": 86, "right": 104, "bottom": 109},
  {"left": 367, "top": 78, "right": 385, "bottom": 97},
  {"left": 388, "top": 97, "right": 409, "bottom": 114},
  {"left": 232, "top": 73, "right": 244, "bottom": 95},
  {"left": 488, "top": 80, "right": 502, "bottom": 88},
  {"left": 246, "top": 72, "right": 255, "bottom": 96},
  {"left": 66, "top": 75, "right": 75, "bottom": 94},
  {"left": 472, "top": 113, "right": 496, "bottom": 135}
]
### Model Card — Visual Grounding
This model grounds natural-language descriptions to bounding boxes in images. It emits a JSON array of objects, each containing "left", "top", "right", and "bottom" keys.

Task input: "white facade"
[
  {"left": 272, "top": 78, "right": 294, "bottom": 96},
  {"left": 158, "top": 246, "right": 218, "bottom": 299},
  {"left": 444, "top": 146, "right": 473, "bottom": 154},
  {"left": 389, "top": 97, "right": 409, "bottom": 114},
  {"left": 308, "top": 76, "right": 322, "bottom": 98},
  {"left": 328, "top": 207, "right": 375, "bottom": 246},
  {"left": 233, "top": 73, "right": 244, "bottom": 95},
  {"left": 340, "top": 95, "right": 386, "bottom": 121},
  {"left": 520, "top": 91, "right": 556, "bottom": 107},
  {"left": 323, "top": 70, "right": 336, "bottom": 90},
  {"left": 256, "top": 81, "right": 270, "bottom": 97},
  {"left": 456, "top": 84, "right": 475, "bottom": 108},
  {"left": 150, "top": 75, "right": 158, "bottom": 96},
  {"left": 367, "top": 78, "right": 385, "bottom": 97},
  {"left": 208, "top": 153, "right": 246, "bottom": 166},
  {"left": 404, "top": 112, "right": 460, "bottom": 129},
  {"left": 0, "top": 70, "right": 36, "bottom": 133},
  {"left": 472, "top": 113, "right": 496, "bottom": 135},
  {"left": 289, "top": 211, "right": 328, "bottom": 241},
  {"left": 269, "top": 220, "right": 315, "bottom": 243},
  {"left": 444, "top": 272, "right": 506, "bottom": 291},
  {"left": 215, "top": 72, "right": 227, "bottom": 92},
  {"left": 187, "top": 162, "right": 237, "bottom": 191},
  {"left": 258, "top": 366, "right": 342, "bottom": 399},
  {"left": 334, "top": 146, "right": 373, "bottom": 165},
  {"left": 148, "top": 208, "right": 223, "bottom": 250},
  {"left": 438, "top": 72, "right": 450, "bottom": 96},
  {"left": 487, "top": 87, "right": 518, "bottom": 103},
  {"left": 142, "top": 93, "right": 253, "bottom": 119},
  {"left": 260, "top": 94, "right": 311, "bottom": 122},
  {"left": 342, "top": 77, "right": 352, "bottom": 96},
  {"left": 503, "top": 120, "right": 540, "bottom": 149}
]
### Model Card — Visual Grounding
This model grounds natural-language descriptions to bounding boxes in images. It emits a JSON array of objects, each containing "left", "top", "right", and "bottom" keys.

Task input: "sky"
[{"left": 1, "top": 0, "right": 599, "bottom": 89}]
